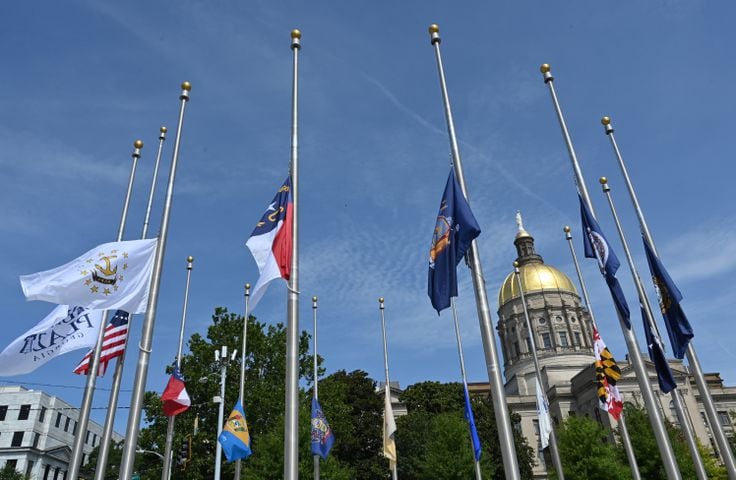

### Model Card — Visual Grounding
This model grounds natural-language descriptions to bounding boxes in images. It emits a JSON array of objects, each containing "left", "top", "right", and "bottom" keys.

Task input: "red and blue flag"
[{"left": 161, "top": 366, "right": 191, "bottom": 416}]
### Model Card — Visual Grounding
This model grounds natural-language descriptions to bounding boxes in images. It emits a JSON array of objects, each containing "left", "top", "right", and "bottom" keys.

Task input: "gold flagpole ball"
[
  {"left": 181, "top": 81, "right": 192, "bottom": 91},
  {"left": 312, "top": 296, "right": 318, "bottom": 302},
  {"left": 378, "top": 297, "right": 384, "bottom": 303},
  {"left": 601, "top": 116, "right": 611, "bottom": 126},
  {"left": 245, "top": 283, "right": 251, "bottom": 289},
  {"left": 428, "top": 24, "right": 440, "bottom": 34},
  {"left": 513, "top": 261, "right": 519, "bottom": 268},
  {"left": 186, "top": 256, "right": 194, "bottom": 263},
  {"left": 134, "top": 140, "right": 143, "bottom": 149},
  {"left": 291, "top": 29, "right": 302, "bottom": 39},
  {"left": 540, "top": 63, "right": 551, "bottom": 73},
  {"left": 563, "top": 225, "right": 571, "bottom": 233},
  {"left": 599, "top": 176, "right": 608, "bottom": 184},
  {"left": 160, "top": 126, "right": 167, "bottom": 133}
]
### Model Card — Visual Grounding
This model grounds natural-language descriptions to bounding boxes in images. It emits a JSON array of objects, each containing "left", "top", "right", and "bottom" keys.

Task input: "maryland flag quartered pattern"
[{"left": 593, "top": 327, "right": 623, "bottom": 420}]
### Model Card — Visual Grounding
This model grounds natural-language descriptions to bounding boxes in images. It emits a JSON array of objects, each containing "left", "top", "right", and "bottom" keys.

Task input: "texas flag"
[
  {"left": 246, "top": 177, "right": 293, "bottom": 311},
  {"left": 161, "top": 366, "right": 191, "bottom": 417}
]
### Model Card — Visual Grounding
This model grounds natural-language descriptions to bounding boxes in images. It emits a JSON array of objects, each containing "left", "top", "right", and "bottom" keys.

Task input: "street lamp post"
[{"left": 213, "top": 346, "right": 236, "bottom": 480}]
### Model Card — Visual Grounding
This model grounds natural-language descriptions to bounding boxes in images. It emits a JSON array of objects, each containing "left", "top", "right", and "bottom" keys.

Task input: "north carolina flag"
[
  {"left": 246, "top": 177, "right": 292, "bottom": 311},
  {"left": 161, "top": 366, "right": 191, "bottom": 416}
]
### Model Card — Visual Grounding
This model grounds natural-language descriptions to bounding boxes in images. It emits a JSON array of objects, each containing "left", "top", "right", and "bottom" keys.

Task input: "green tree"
[
  {"left": 552, "top": 414, "right": 629, "bottom": 480},
  {"left": 0, "top": 465, "right": 24, "bottom": 480}
]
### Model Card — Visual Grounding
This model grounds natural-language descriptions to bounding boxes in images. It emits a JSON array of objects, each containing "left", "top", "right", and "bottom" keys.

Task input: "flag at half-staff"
[
  {"left": 245, "top": 177, "right": 293, "bottom": 311},
  {"left": 20, "top": 238, "right": 157, "bottom": 314},
  {"left": 463, "top": 385, "right": 482, "bottom": 461},
  {"left": 640, "top": 306, "right": 677, "bottom": 394},
  {"left": 161, "top": 366, "right": 191, "bottom": 416},
  {"left": 593, "top": 327, "right": 624, "bottom": 420},
  {"left": 218, "top": 400, "right": 252, "bottom": 462},
  {"left": 383, "top": 386, "right": 398, "bottom": 471},
  {"left": 534, "top": 378, "right": 553, "bottom": 449},
  {"left": 311, "top": 397, "right": 335, "bottom": 460},
  {"left": 73, "top": 310, "right": 129, "bottom": 376}
]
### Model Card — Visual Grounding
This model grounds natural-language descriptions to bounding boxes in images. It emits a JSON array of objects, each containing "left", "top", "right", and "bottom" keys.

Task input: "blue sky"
[{"left": 1, "top": 1, "right": 735, "bottom": 435}]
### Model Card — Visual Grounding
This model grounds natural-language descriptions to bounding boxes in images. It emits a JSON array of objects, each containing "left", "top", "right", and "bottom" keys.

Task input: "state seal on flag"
[
  {"left": 80, "top": 249, "right": 129, "bottom": 296},
  {"left": 429, "top": 203, "right": 453, "bottom": 269},
  {"left": 651, "top": 275, "right": 672, "bottom": 314}
]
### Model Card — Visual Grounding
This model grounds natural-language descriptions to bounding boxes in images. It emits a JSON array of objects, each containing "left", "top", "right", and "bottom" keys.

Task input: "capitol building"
[{"left": 469, "top": 221, "right": 736, "bottom": 478}]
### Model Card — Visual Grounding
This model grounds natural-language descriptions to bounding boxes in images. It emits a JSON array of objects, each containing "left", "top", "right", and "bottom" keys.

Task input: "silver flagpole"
[
  {"left": 379, "top": 298, "right": 398, "bottom": 480},
  {"left": 69, "top": 139, "right": 143, "bottom": 479},
  {"left": 284, "top": 29, "right": 301, "bottom": 480},
  {"left": 119, "top": 81, "right": 191, "bottom": 480},
  {"left": 602, "top": 117, "right": 736, "bottom": 478},
  {"left": 513, "top": 263, "right": 565, "bottom": 480},
  {"left": 161, "top": 256, "right": 195, "bottom": 480},
  {"left": 313, "top": 296, "right": 320, "bottom": 480},
  {"left": 449, "top": 298, "right": 482, "bottom": 480},
  {"left": 600, "top": 178, "right": 707, "bottom": 479},
  {"left": 428, "top": 24, "right": 520, "bottom": 480},
  {"left": 234, "top": 283, "right": 250, "bottom": 480},
  {"left": 563, "top": 226, "right": 641, "bottom": 480},
  {"left": 540, "top": 64, "right": 680, "bottom": 480},
  {"left": 96, "top": 125, "right": 168, "bottom": 480}
]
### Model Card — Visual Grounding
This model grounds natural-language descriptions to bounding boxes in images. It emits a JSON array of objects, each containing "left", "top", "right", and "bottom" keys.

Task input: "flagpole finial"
[
  {"left": 159, "top": 126, "right": 167, "bottom": 140},
  {"left": 379, "top": 297, "right": 385, "bottom": 309},
  {"left": 599, "top": 176, "right": 611, "bottom": 193},
  {"left": 563, "top": 225, "right": 571, "bottom": 233},
  {"left": 599, "top": 176, "right": 608, "bottom": 184},
  {"left": 186, "top": 256, "right": 194, "bottom": 270},
  {"left": 312, "top": 296, "right": 318, "bottom": 308},
  {"left": 180, "top": 81, "right": 191, "bottom": 101},
  {"left": 563, "top": 225, "right": 572, "bottom": 240},
  {"left": 601, "top": 116, "right": 614, "bottom": 135},
  {"left": 513, "top": 261, "right": 520, "bottom": 273},
  {"left": 132, "top": 140, "right": 143, "bottom": 158},
  {"left": 540, "top": 63, "right": 553, "bottom": 83},
  {"left": 291, "top": 29, "right": 302, "bottom": 49},
  {"left": 428, "top": 24, "right": 440, "bottom": 44}
]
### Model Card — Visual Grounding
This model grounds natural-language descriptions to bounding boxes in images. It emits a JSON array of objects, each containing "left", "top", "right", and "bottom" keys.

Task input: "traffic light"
[{"left": 178, "top": 435, "right": 192, "bottom": 470}]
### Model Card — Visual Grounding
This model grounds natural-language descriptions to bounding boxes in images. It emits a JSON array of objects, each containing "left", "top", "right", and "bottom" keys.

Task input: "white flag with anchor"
[{"left": 20, "top": 238, "right": 157, "bottom": 314}]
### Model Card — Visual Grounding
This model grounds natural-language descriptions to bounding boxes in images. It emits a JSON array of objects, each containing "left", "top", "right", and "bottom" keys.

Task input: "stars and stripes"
[{"left": 73, "top": 310, "right": 129, "bottom": 376}]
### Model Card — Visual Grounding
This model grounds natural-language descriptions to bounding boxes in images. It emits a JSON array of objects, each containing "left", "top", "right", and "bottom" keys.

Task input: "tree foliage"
[{"left": 0, "top": 465, "right": 24, "bottom": 480}]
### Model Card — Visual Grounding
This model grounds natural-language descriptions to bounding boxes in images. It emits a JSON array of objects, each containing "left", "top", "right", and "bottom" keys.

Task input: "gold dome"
[{"left": 499, "top": 263, "right": 578, "bottom": 306}]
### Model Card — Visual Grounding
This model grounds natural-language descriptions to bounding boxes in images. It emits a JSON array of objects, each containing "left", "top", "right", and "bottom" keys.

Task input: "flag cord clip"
[
  {"left": 138, "top": 342, "right": 152, "bottom": 354},
  {"left": 287, "top": 285, "right": 301, "bottom": 294}
]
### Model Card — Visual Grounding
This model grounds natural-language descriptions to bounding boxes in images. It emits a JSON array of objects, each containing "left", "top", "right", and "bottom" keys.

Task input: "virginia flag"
[
  {"left": 593, "top": 327, "right": 624, "bottom": 420},
  {"left": 383, "top": 387, "right": 397, "bottom": 468},
  {"left": 245, "top": 177, "right": 292, "bottom": 311},
  {"left": 643, "top": 238, "right": 694, "bottom": 359},
  {"left": 20, "top": 238, "right": 157, "bottom": 314},
  {"left": 161, "top": 366, "right": 191, "bottom": 416},
  {"left": 641, "top": 307, "right": 677, "bottom": 393},
  {"left": 428, "top": 169, "right": 481, "bottom": 313},
  {"left": 463, "top": 385, "right": 482, "bottom": 461},
  {"left": 311, "top": 397, "right": 335, "bottom": 459},
  {"left": 0, "top": 306, "right": 103, "bottom": 376},
  {"left": 218, "top": 400, "right": 252, "bottom": 462},
  {"left": 535, "top": 378, "right": 553, "bottom": 450},
  {"left": 579, "top": 195, "right": 631, "bottom": 329}
]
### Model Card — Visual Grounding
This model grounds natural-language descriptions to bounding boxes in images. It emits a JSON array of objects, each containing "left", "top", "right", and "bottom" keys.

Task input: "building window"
[
  {"left": 64, "top": 417, "right": 70, "bottom": 432},
  {"left": 18, "top": 404, "right": 31, "bottom": 420},
  {"left": 33, "top": 432, "right": 40, "bottom": 448},
  {"left": 55, "top": 413, "right": 62, "bottom": 428},
  {"left": 525, "top": 337, "right": 532, "bottom": 352},
  {"left": 11, "top": 431, "right": 24, "bottom": 447},
  {"left": 539, "top": 317, "right": 547, "bottom": 324},
  {"left": 573, "top": 331, "right": 582, "bottom": 346},
  {"left": 541, "top": 332, "right": 552, "bottom": 349},
  {"left": 25, "top": 461, "right": 34, "bottom": 478},
  {"left": 39, "top": 406, "right": 47, "bottom": 423},
  {"left": 73, "top": 421, "right": 78, "bottom": 435},
  {"left": 0, "top": 405, "right": 7, "bottom": 421},
  {"left": 92, "top": 433, "right": 97, "bottom": 447},
  {"left": 43, "top": 464, "right": 51, "bottom": 480},
  {"left": 86, "top": 431, "right": 90, "bottom": 444},
  {"left": 718, "top": 411, "right": 731, "bottom": 427},
  {"left": 513, "top": 341, "right": 520, "bottom": 357},
  {"left": 559, "top": 332, "right": 569, "bottom": 348},
  {"left": 6, "top": 459, "right": 17, "bottom": 471}
]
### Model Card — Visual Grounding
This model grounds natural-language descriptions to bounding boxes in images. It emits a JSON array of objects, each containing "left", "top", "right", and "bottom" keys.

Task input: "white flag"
[
  {"left": 20, "top": 238, "right": 157, "bottom": 314},
  {"left": 535, "top": 378, "right": 553, "bottom": 450},
  {"left": 383, "top": 386, "right": 397, "bottom": 468},
  {"left": 0, "top": 306, "right": 103, "bottom": 376}
]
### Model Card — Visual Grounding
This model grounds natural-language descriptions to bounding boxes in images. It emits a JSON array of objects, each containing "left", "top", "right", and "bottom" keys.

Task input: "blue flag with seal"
[
  {"left": 463, "top": 384, "right": 482, "bottom": 461},
  {"left": 428, "top": 169, "right": 481, "bottom": 313},
  {"left": 217, "top": 400, "right": 252, "bottom": 462},
  {"left": 642, "top": 238, "right": 694, "bottom": 359},
  {"left": 579, "top": 195, "right": 631, "bottom": 328},
  {"left": 641, "top": 306, "right": 677, "bottom": 393},
  {"left": 311, "top": 397, "right": 335, "bottom": 459}
]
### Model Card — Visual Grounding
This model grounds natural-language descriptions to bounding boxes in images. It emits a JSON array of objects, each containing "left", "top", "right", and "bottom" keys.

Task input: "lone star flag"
[
  {"left": 161, "top": 366, "right": 191, "bottom": 416},
  {"left": 428, "top": 169, "right": 481, "bottom": 313},
  {"left": 579, "top": 195, "right": 631, "bottom": 329},
  {"left": 20, "top": 238, "right": 157, "bottom": 314},
  {"left": 218, "top": 400, "right": 252, "bottom": 462},
  {"left": 245, "top": 177, "right": 292, "bottom": 311},
  {"left": 311, "top": 397, "right": 335, "bottom": 459},
  {"left": 73, "top": 310, "right": 129, "bottom": 377},
  {"left": 593, "top": 327, "right": 624, "bottom": 420},
  {"left": 641, "top": 307, "right": 677, "bottom": 394},
  {"left": 643, "top": 238, "right": 694, "bottom": 359},
  {"left": 0, "top": 306, "right": 103, "bottom": 376}
]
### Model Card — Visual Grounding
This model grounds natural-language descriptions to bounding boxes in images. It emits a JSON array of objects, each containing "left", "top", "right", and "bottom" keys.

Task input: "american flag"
[{"left": 73, "top": 310, "right": 129, "bottom": 376}]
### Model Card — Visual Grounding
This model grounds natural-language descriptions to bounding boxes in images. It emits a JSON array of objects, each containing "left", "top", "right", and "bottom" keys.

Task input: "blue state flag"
[
  {"left": 428, "top": 169, "right": 481, "bottom": 313},
  {"left": 579, "top": 195, "right": 631, "bottom": 328},
  {"left": 218, "top": 400, "right": 252, "bottom": 462},
  {"left": 641, "top": 306, "right": 677, "bottom": 393},
  {"left": 643, "top": 238, "right": 694, "bottom": 359},
  {"left": 463, "top": 385, "right": 482, "bottom": 462},
  {"left": 311, "top": 397, "right": 335, "bottom": 459}
]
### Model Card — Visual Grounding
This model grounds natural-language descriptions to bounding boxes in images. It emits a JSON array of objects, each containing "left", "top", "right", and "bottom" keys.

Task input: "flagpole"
[
  {"left": 428, "top": 24, "right": 520, "bottom": 479},
  {"left": 379, "top": 298, "right": 398, "bottom": 480},
  {"left": 311, "top": 296, "right": 320, "bottom": 479},
  {"left": 161, "top": 256, "right": 195, "bottom": 480},
  {"left": 282, "top": 28, "right": 302, "bottom": 480},
  {"left": 513, "top": 263, "right": 565, "bottom": 480},
  {"left": 449, "top": 299, "right": 482, "bottom": 480},
  {"left": 68, "top": 139, "right": 143, "bottom": 479},
  {"left": 540, "top": 64, "right": 680, "bottom": 480},
  {"left": 563, "top": 226, "right": 641, "bottom": 480},
  {"left": 601, "top": 117, "right": 736, "bottom": 477},
  {"left": 96, "top": 125, "right": 168, "bottom": 480},
  {"left": 234, "top": 283, "right": 250, "bottom": 480},
  {"left": 599, "top": 178, "right": 707, "bottom": 479},
  {"left": 119, "top": 81, "right": 191, "bottom": 480}
]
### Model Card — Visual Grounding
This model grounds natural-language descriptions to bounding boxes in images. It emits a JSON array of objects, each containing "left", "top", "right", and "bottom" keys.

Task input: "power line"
[{"left": 0, "top": 380, "right": 132, "bottom": 393}]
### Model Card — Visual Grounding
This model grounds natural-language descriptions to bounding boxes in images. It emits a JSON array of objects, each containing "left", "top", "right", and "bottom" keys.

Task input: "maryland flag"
[{"left": 593, "top": 327, "right": 623, "bottom": 420}]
